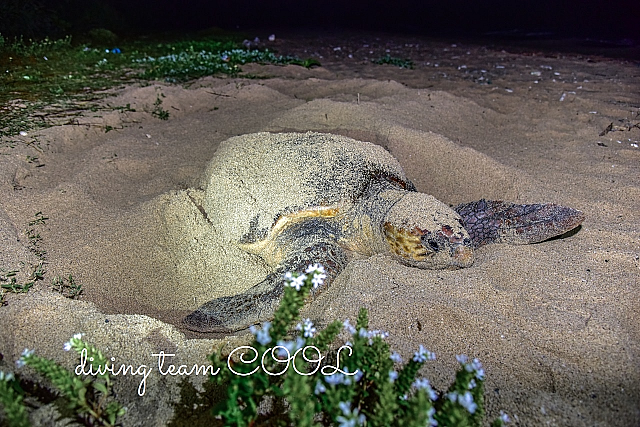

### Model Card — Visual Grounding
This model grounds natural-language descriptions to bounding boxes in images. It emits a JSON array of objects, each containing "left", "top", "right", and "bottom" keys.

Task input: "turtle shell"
[{"left": 203, "top": 132, "right": 414, "bottom": 261}]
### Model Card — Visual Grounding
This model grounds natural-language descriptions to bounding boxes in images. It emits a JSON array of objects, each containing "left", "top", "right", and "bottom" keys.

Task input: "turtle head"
[{"left": 382, "top": 192, "right": 474, "bottom": 269}]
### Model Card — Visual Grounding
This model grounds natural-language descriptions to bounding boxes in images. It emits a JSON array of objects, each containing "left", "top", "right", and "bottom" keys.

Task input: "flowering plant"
[{"left": 203, "top": 264, "right": 511, "bottom": 427}]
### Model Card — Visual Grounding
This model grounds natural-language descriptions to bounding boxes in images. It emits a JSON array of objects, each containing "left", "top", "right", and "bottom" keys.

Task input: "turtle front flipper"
[
  {"left": 183, "top": 241, "right": 348, "bottom": 333},
  {"left": 454, "top": 199, "right": 585, "bottom": 248}
]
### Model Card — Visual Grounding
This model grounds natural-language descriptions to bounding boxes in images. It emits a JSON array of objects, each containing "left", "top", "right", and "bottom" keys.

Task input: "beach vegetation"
[
  {"left": 0, "top": 32, "right": 320, "bottom": 140},
  {"left": 0, "top": 265, "right": 511, "bottom": 426},
  {"left": 0, "top": 212, "right": 49, "bottom": 297},
  {"left": 373, "top": 54, "right": 414, "bottom": 69},
  {"left": 51, "top": 275, "right": 83, "bottom": 299},
  {"left": 172, "top": 264, "right": 510, "bottom": 426}
]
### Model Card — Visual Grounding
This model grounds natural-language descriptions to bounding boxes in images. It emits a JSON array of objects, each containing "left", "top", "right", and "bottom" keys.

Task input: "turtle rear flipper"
[
  {"left": 183, "top": 241, "right": 348, "bottom": 333},
  {"left": 454, "top": 199, "right": 585, "bottom": 248}
]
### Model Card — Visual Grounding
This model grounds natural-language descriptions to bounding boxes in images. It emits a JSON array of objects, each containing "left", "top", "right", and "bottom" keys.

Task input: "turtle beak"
[{"left": 452, "top": 245, "right": 474, "bottom": 268}]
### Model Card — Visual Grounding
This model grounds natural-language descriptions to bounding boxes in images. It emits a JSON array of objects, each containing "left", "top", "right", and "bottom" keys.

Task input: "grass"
[
  {"left": 0, "top": 266, "right": 511, "bottom": 426},
  {"left": 0, "top": 32, "right": 320, "bottom": 140},
  {"left": 373, "top": 54, "right": 414, "bottom": 69},
  {"left": 1, "top": 211, "right": 80, "bottom": 301}
]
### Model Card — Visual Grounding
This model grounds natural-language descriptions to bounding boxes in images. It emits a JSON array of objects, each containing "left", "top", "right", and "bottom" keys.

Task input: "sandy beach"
[{"left": 1, "top": 32, "right": 638, "bottom": 425}]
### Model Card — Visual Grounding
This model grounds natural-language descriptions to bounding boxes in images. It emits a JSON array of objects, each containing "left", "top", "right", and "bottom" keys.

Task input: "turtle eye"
[{"left": 426, "top": 239, "right": 440, "bottom": 251}]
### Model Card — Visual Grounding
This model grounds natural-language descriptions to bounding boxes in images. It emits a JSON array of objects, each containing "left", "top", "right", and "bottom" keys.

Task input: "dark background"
[{"left": 1, "top": 0, "right": 638, "bottom": 42}]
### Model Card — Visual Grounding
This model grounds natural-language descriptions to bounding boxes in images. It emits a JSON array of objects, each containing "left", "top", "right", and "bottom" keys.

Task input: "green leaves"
[
  {"left": 202, "top": 266, "right": 507, "bottom": 427},
  {"left": 0, "top": 372, "right": 29, "bottom": 427},
  {"left": 373, "top": 54, "right": 414, "bottom": 69},
  {"left": 4, "top": 336, "right": 126, "bottom": 427}
]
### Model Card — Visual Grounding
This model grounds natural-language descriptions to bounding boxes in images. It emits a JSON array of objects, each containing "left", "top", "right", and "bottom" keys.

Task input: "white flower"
[
  {"left": 286, "top": 273, "right": 307, "bottom": 291},
  {"left": 324, "top": 372, "right": 346, "bottom": 385},
  {"left": 343, "top": 319, "right": 356, "bottom": 335},
  {"left": 499, "top": 411, "right": 511, "bottom": 423},
  {"left": 471, "top": 358, "right": 485, "bottom": 380},
  {"left": 339, "top": 401, "right": 351, "bottom": 415},
  {"left": 457, "top": 355, "right": 485, "bottom": 380},
  {"left": 296, "top": 318, "right": 317, "bottom": 338},
  {"left": 64, "top": 333, "right": 84, "bottom": 352},
  {"left": 413, "top": 378, "right": 430, "bottom": 389},
  {"left": 427, "top": 407, "right": 438, "bottom": 426},
  {"left": 0, "top": 371, "right": 15, "bottom": 381},
  {"left": 311, "top": 272, "right": 327, "bottom": 288},
  {"left": 358, "top": 327, "right": 389, "bottom": 344},
  {"left": 336, "top": 401, "right": 366, "bottom": 426},
  {"left": 413, "top": 345, "right": 435, "bottom": 363},
  {"left": 314, "top": 380, "right": 326, "bottom": 394},
  {"left": 305, "top": 263, "right": 325, "bottom": 274},
  {"left": 388, "top": 370, "right": 398, "bottom": 382},
  {"left": 276, "top": 337, "right": 305, "bottom": 358},
  {"left": 249, "top": 322, "right": 272, "bottom": 345},
  {"left": 390, "top": 352, "right": 403, "bottom": 363},
  {"left": 448, "top": 391, "right": 477, "bottom": 414},
  {"left": 16, "top": 349, "right": 33, "bottom": 369},
  {"left": 413, "top": 378, "right": 438, "bottom": 401},
  {"left": 305, "top": 264, "right": 327, "bottom": 288}
]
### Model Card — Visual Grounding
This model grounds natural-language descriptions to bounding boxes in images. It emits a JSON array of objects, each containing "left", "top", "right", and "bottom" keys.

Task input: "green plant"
[
  {"left": 26, "top": 212, "right": 48, "bottom": 260},
  {"left": 4, "top": 335, "right": 126, "bottom": 426},
  {"left": 0, "top": 371, "right": 29, "bottom": 427},
  {"left": 0, "top": 262, "right": 44, "bottom": 294},
  {"left": 199, "top": 265, "right": 510, "bottom": 426},
  {"left": 373, "top": 55, "right": 414, "bottom": 69},
  {"left": 52, "top": 274, "right": 83, "bottom": 299},
  {"left": 0, "top": 33, "right": 319, "bottom": 139},
  {"left": 136, "top": 47, "right": 319, "bottom": 82},
  {"left": 151, "top": 94, "right": 170, "bottom": 120}
]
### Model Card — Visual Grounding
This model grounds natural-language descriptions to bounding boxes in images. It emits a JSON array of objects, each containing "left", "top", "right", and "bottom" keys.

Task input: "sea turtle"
[{"left": 184, "top": 132, "right": 584, "bottom": 333}]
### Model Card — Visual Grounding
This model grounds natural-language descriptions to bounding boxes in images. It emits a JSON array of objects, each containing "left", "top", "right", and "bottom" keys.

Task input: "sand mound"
[{"left": 1, "top": 50, "right": 638, "bottom": 425}]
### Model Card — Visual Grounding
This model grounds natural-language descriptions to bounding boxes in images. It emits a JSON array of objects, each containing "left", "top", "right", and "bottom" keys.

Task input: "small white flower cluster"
[
  {"left": 306, "top": 263, "right": 327, "bottom": 288},
  {"left": 249, "top": 322, "right": 272, "bottom": 346},
  {"left": 389, "top": 352, "right": 403, "bottom": 363},
  {"left": 447, "top": 390, "right": 477, "bottom": 414},
  {"left": 63, "top": 333, "right": 84, "bottom": 352},
  {"left": 0, "top": 370, "right": 15, "bottom": 382},
  {"left": 320, "top": 367, "right": 362, "bottom": 388},
  {"left": 275, "top": 337, "right": 305, "bottom": 358},
  {"left": 413, "top": 345, "right": 436, "bottom": 363},
  {"left": 296, "top": 318, "right": 317, "bottom": 338},
  {"left": 456, "top": 354, "right": 485, "bottom": 381},
  {"left": 357, "top": 327, "right": 389, "bottom": 345},
  {"left": 284, "top": 263, "right": 327, "bottom": 291},
  {"left": 314, "top": 380, "right": 327, "bottom": 394},
  {"left": 412, "top": 377, "right": 438, "bottom": 401},
  {"left": 15, "top": 348, "right": 34, "bottom": 368},
  {"left": 388, "top": 370, "right": 399, "bottom": 382},
  {"left": 499, "top": 410, "right": 511, "bottom": 423},
  {"left": 284, "top": 271, "right": 307, "bottom": 290},
  {"left": 427, "top": 406, "right": 438, "bottom": 427},
  {"left": 336, "top": 401, "right": 366, "bottom": 427},
  {"left": 343, "top": 319, "right": 356, "bottom": 335}
]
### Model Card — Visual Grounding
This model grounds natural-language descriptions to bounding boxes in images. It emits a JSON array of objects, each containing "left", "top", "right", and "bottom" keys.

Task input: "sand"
[{"left": 0, "top": 33, "right": 638, "bottom": 425}]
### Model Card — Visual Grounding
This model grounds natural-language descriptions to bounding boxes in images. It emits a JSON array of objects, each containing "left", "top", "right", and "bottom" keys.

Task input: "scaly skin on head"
[{"left": 376, "top": 191, "right": 475, "bottom": 269}]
